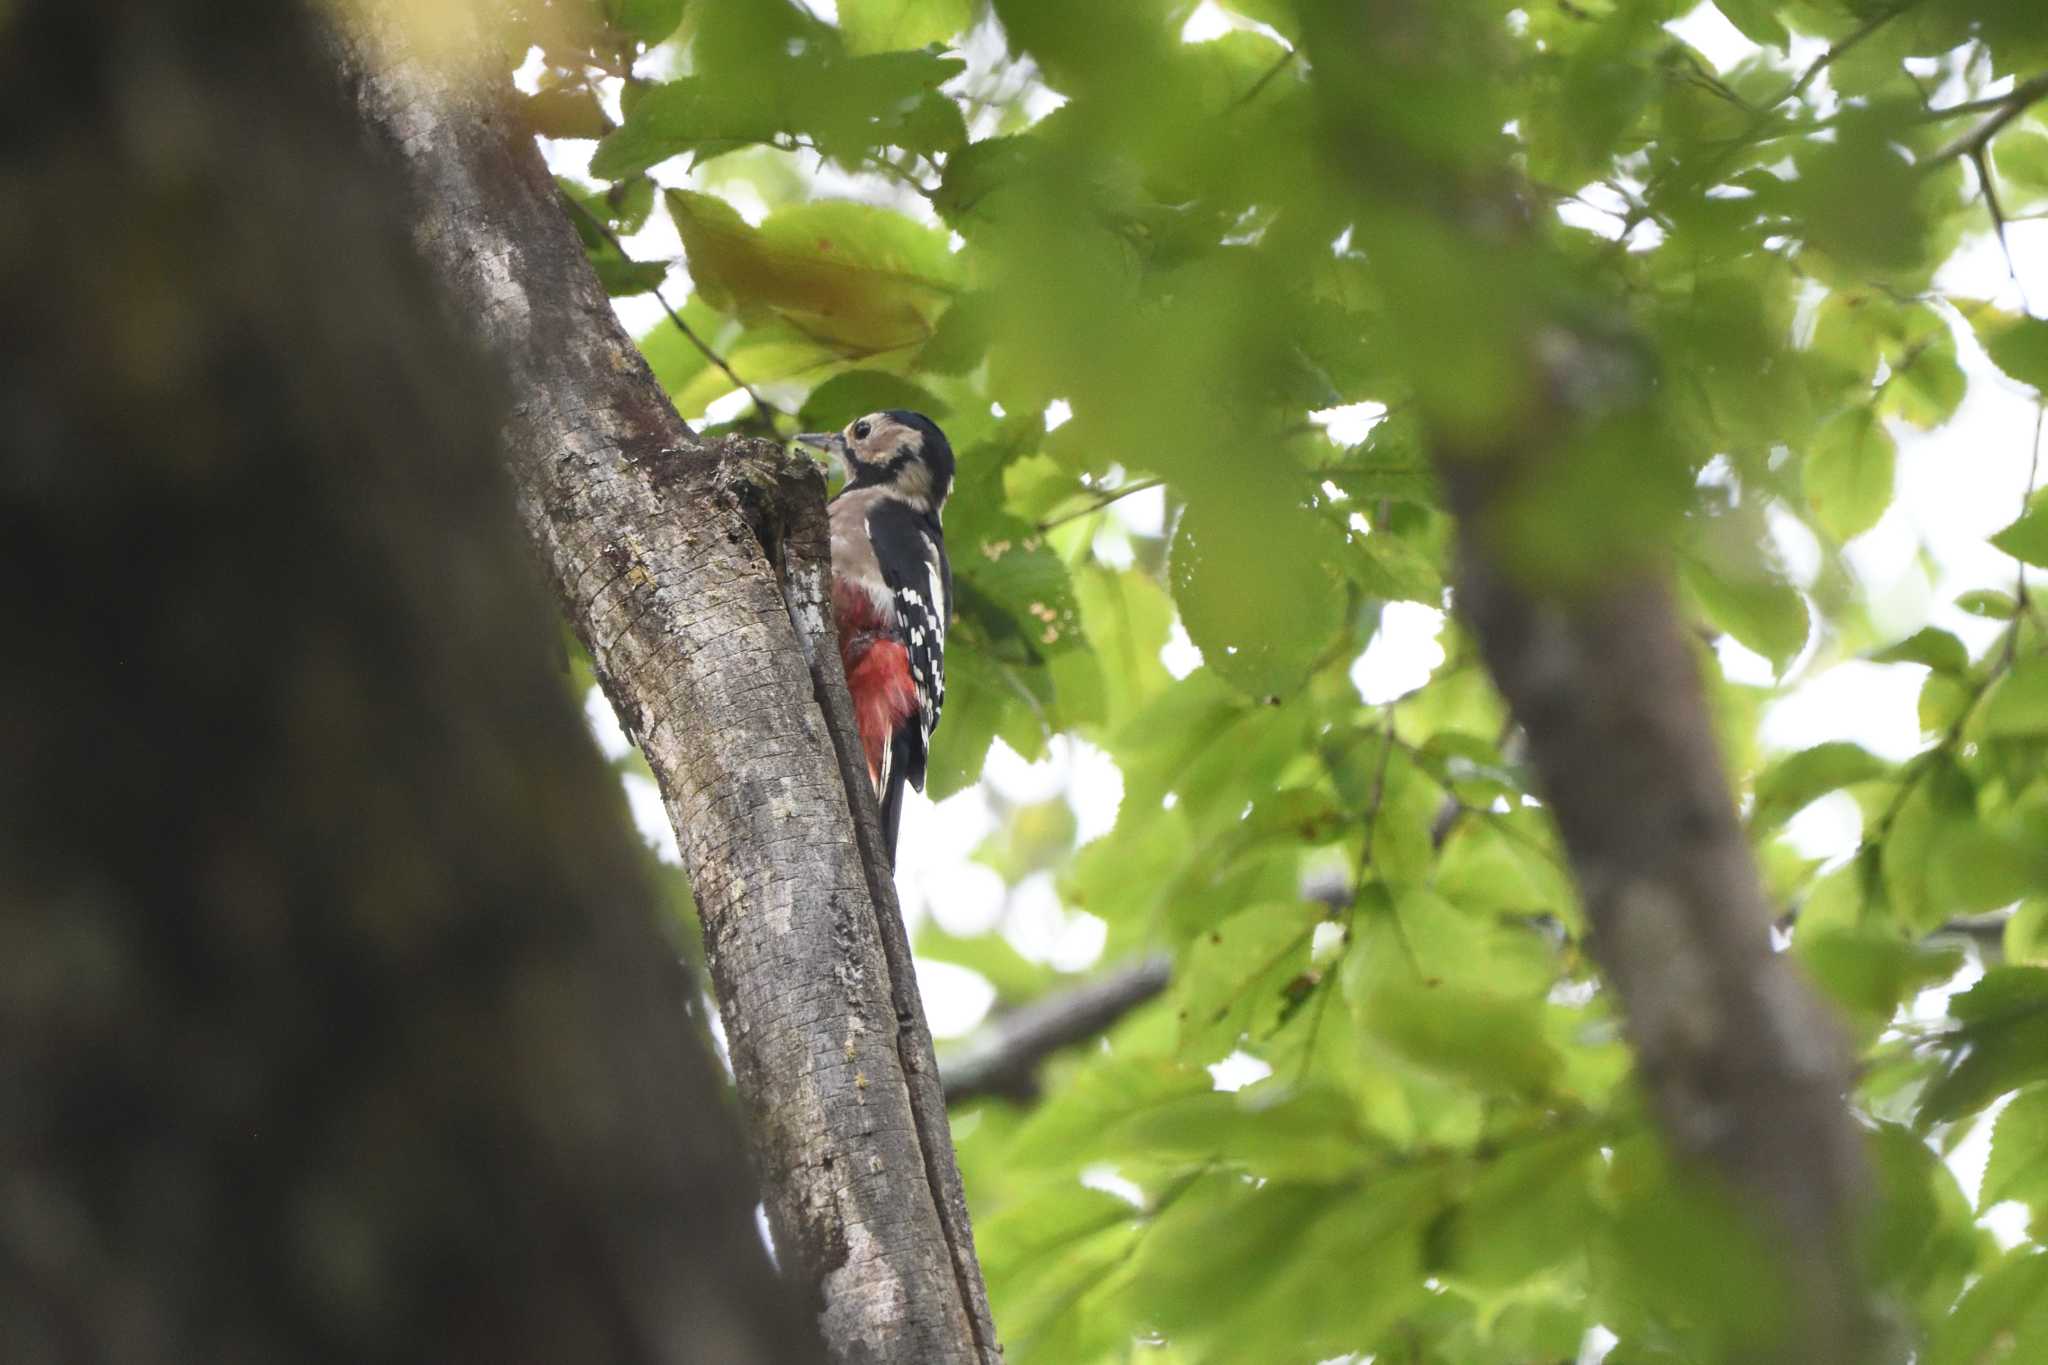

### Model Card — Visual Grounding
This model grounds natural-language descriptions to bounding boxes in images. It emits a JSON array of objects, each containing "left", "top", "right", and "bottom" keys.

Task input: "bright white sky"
[{"left": 546, "top": 0, "right": 2048, "bottom": 1297}]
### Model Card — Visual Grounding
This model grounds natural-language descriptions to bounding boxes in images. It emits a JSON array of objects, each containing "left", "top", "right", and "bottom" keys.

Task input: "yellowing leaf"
[{"left": 666, "top": 191, "right": 957, "bottom": 355}]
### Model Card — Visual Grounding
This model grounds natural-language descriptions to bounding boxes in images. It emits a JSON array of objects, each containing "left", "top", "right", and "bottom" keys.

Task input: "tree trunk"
[
  {"left": 335, "top": 8, "right": 997, "bottom": 1362},
  {"left": 0, "top": 2, "right": 818, "bottom": 1361},
  {"left": 1303, "top": 5, "right": 1871, "bottom": 1361}
]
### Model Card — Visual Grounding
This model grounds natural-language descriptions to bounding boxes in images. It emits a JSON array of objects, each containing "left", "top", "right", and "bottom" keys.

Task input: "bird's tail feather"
[{"left": 878, "top": 730, "right": 912, "bottom": 868}]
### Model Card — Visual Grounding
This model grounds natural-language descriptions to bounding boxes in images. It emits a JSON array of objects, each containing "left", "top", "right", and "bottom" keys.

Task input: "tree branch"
[
  {"left": 1036, "top": 476, "right": 1165, "bottom": 531},
  {"left": 1769, "top": 0, "right": 1925, "bottom": 109},
  {"left": 1306, "top": 7, "right": 1872, "bottom": 1361},
  {"left": 1929, "top": 71, "right": 2048, "bottom": 165},
  {"left": 942, "top": 956, "right": 1174, "bottom": 1103},
  {"left": 337, "top": 9, "right": 996, "bottom": 1362}
]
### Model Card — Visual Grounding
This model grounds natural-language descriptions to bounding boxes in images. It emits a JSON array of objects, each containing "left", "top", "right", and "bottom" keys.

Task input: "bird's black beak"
[{"left": 794, "top": 431, "right": 849, "bottom": 477}]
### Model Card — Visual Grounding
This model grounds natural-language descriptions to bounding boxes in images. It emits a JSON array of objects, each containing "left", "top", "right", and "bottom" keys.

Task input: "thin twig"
[
  {"left": 2012, "top": 404, "right": 2046, "bottom": 663},
  {"left": 1035, "top": 477, "right": 1165, "bottom": 531},
  {"left": 558, "top": 191, "right": 782, "bottom": 427},
  {"left": 777, "top": 135, "right": 939, "bottom": 197},
  {"left": 1929, "top": 71, "right": 2048, "bottom": 165},
  {"left": 1768, "top": 0, "right": 1927, "bottom": 110},
  {"left": 1232, "top": 46, "right": 1301, "bottom": 109},
  {"left": 1973, "top": 145, "right": 2030, "bottom": 306},
  {"left": 1625, "top": 2, "right": 1929, "bottom": 247},
  {"left": 1357, "top": 719, "right": 1398, "bottom": 875}
]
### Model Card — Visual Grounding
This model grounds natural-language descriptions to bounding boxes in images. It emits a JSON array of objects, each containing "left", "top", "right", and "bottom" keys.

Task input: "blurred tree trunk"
[
  {"left": 335, "top": 8, "right": 999, "bottom": 1363},
  {"left": 1302, "top": 4, "right": 1872, "bottom": 1362},
  {"left": 0, "top": 3, "right": 818, "bottom": 1361}
]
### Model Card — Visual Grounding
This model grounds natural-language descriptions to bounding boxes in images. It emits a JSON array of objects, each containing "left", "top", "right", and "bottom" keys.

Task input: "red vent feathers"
[{"left": 834, "top": 580, "right": 920, "bottom": 787}]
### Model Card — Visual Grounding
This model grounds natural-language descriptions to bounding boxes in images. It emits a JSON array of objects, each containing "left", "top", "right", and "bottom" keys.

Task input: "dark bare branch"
[
  {"left": 942, "top": 956, "right": 1175, "bottom": 1103},
  {"left": 1930, "top": 71, "right": 2048, "bottom": 165}
]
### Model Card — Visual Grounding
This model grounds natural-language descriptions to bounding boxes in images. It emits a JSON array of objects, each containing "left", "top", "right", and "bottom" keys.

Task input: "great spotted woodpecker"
[{"left": 795, "top": 411, "right": 954, "bottom": 865}]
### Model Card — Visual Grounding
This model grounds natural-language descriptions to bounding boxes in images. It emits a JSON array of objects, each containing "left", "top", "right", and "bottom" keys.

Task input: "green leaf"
[
  {"left": 1984, "top": 1086, "right": 2048, "bottom": 1221},
  {"left": 973, "top": 798, "right": 1078, "bottom": 884},
  {"left": 977, "top": 1182, "right": 1142, "bottom": 1362},
  {"left": 663, "top": 190, "right": 956, "bottom": 353},
  {"left": 1752, "top": 741, "right": 1889, "bottom": 832},
  {"left": 1176, "top": 901, "right": 1324, "bottom": 1062},
  {"left": 1439, "top": 1126, "right": 1603, "bottom": 1291},
  {"left": 635, "top": 294, "right": 726, "bottom": 396},
  {"left": 1958, "top": 588, "right": 2021, "bottom": 620},
  {"left": 1864, "top": 1121, "right": 1981, "bottom": 1309},
  {"left": 1983, "top": 657, "right": 2048, "bottom": 738},
  {"left": 1344, "top": 916, "right": 1563, "bottom": 1096},
  {"left": 2010, "top": 899, "right": 2048, "bottom": 964},
  {"left": 1921, "top": 669, "right": 1974, "bottom": 733},
  {"left": 1433, "top": 814, "right": 1578, "bottom": 927},
  {"left": 1879, "top": 326, "right": 1966, "bottom": 431},
  {"left": 1112, "top": 1087, "right": 1375, "bottom": 1182},
  {"left": 797, "top": 369, "right": 948, "bottom": 432},
  {"left": 1883, "top": 759, "right": 1966, "bottom": 932},
  {"left": 1711, "top": 0, "right": 1788, "bottom": 47},
  {"left": 1681, "top": 557, "right": 1810, "bottom": 673},
  {"left": 915, "top": 921, "right": 1053, "bottom": 1003},
  {"left": 524, "top": 88, "right": 611, "bottom": 140},
  {"left": 1797, "top": 928, "right": 1962, "bottom": 1033},
  {"left": 1869, "top": 626, "right": 1969, "bottom": 674},
  {"left": 1071, "top": 566, "right": 1173, "bottom": 730},
  {"left": 1921, "top": 968, "right": 2048, "bottom": 1126},
  {"left": 1349, "top": 527, "right": 1443, "bottom": 603},
  {"left": 1970, "top": 306, "right": 2048, "bottom": 390},
  {"left": 1926, "top": 1249, "right": 2048, "bottom": 1365},
  {"left": 1997, "top": 129, "right": 2048, "bottom": 205},
  {"left": 838, "top": 0, "right": 973, "bottom": 53},
  {"left": 1004, "top": 1057, "right": 1213, "bottom": 1172},
  {"left": 1132, "top": 1168, "right": 1440, "bottom": 1359},
  {"left": 592, "top": 48, "right": 965, "bottom": 179},
  {"left": 590, "top": 253, "right": 669, "bottom": 297},
  {"left": 604, "top": 0, "right": 684, "bottom": 44},
  {"left": 1170, "top": 491, "right": 1345, "bottom": 700},
  {"left": 1929, "top": 820, "right": 2048, "bottom": 914},
  {"left": 1803, "top": 405, "right": 1895, "bottom": 541},
  {"left": 1992, "top": 503, "right": 2048, "bottom": 568}
]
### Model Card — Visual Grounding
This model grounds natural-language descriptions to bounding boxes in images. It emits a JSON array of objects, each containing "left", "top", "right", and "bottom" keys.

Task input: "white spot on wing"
[{"left": 923, "top": 544, "right": 948, "bottom": 648}]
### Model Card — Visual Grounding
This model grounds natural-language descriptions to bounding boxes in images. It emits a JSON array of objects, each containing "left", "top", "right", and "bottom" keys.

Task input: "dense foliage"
[{"left": 526, "top": 0, "right": 2048, "bottom": 1359}]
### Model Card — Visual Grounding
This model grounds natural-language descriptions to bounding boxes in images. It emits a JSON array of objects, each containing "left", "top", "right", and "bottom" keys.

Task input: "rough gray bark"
[
  {"left": 337, "top": 10, "right": 996, "bottom": 1362},
  {"left": 0, "top": 2, "right": 815, "bottom": 1361},
  {"left": 1303, "top": 6, "right": 1871, "bottom": 1361}
]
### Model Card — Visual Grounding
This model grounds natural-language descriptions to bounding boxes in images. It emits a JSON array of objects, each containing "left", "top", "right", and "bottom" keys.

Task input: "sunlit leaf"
[
  {"left": 1983, "top": 657, "right": 2048, "bottom": 738},
  {"left": 1992, "top": 502, "right": 2048, "bottom": 569},
  {"left": 1803, "top": 405, "right": 1895, "bottom": 541},
  {"left": 838, "top": 0, "right": 973, "bottom": 53},
  {"left": 1170, "top": 491, "right": 1345, "bottom": 700},
  {"left": 1925, "top": 1249, "right": 2048, "bottom": 1365}
]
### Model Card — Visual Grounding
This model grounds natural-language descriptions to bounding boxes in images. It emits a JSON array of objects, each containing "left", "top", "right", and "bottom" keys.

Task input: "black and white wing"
[{"left": 867, "top": 498, "right": 949, "bottom": 792}]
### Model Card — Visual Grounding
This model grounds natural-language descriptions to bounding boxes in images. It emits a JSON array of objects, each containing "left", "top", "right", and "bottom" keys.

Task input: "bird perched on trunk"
[{"left": 796, "top": 411, "right": 954, "bottom": 866}]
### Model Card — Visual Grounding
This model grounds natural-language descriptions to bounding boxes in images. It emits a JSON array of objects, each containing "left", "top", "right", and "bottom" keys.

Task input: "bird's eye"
[{"left": 852, "top": 419, "right": 871, "bottom": 441}]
